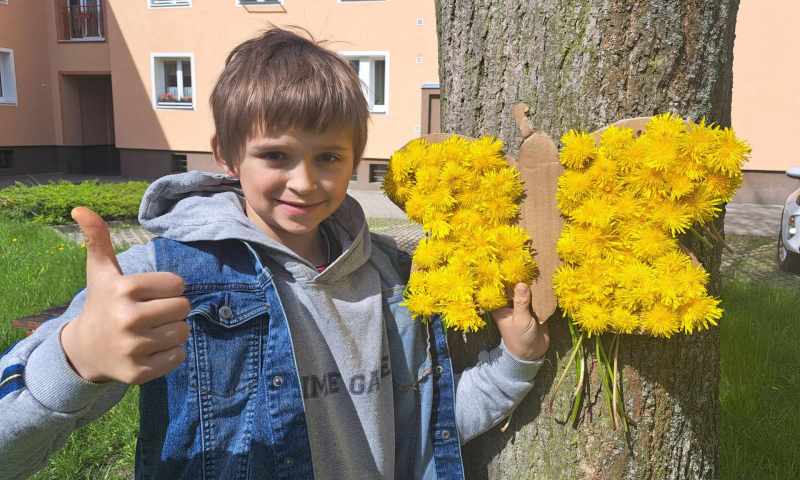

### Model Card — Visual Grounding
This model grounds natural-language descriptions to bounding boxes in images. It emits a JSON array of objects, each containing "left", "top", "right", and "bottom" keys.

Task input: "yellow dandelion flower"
[
  {"left": 704, "top": 173, "right": 741, "bottom": 204},
  {"left": 556, "top": 225, "right": 582, "bottom": 263},
  {"left": 450, "top": 209, "right": 483, "bottom": 234},
  {"left": 651, "top": 200, "right": 692, "bottom": 235},
  {"left": 646, "top": 113, "right": 686, "bottom": 140},
  {"left": 427, "top": 187, "right": 456, "bottom": 212},
  {"left": 641, "top": 136, "right": 680, "bottom": 172},
  {"left": 682, "top": 119, "right": 718, "bottom": 163},
  {"left": 653, "top": 250, "right": 692, "bottom": 275},
  {"left": 585, "top": 152, "right": 619, "bottom": 189},
  {"left": 708, "top": 128, "right": 750, "bottom": 176},
  {"left": 628, "top": 226, "right": 677, "bottom": 260},
  {"left": 610, "top": 307, "right": 639, "bottom": 334},
  {"left": 664, "top": 168, "right": 696, "bottom": 200},
  {"left": 640, "top": 304, "right": 680, "bottom": 338},
  {"left": 499, "top": 254, "right": 537, "bottom": 285},
  {"left": 683, "top": 186, "right": 722, "bottom": 225},
  {"left": 574, "top": 303, "right": 611, "bottom": 337},
  {"left": 678, "top": 295, "right": 722, "bottom": 334},
  {"left": 473, "top": 258, "right": 503, "bottom": 286},
  {"left": 599, "top": 125, "right": 635, "bottom": 160},
  {"left": 442, "top": 302, "right": 486, "bottom": 332},
  {"left": 476, "top": 282, "right": 508, "bottom": 311},
  {"left": 569, "top": 196, "right": 616, "bottom": 229},
  {"left": 413, "top": 238, "right": 447, "bottom": 270},
  {"left": 480, "top": 198, "right": 519, "bottom": 225},
  {"left": 489, "top": 225, "right": 531, "bottom": 254},
  {"left": 627, "top": 165, "right": 669, "bottom": 199},
  {"left": 479, "top": 167, "right": 524, "bottom": 199},
  {"left": 560, "top": 130, "right": 596, "bottom": 169},
  {"left": 404, "top": 289, "right": 437, "bottom": 318}
]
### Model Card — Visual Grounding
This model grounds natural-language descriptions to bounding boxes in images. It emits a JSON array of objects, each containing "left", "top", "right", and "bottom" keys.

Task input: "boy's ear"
[{"left": 211, "top": 134, "right": 238, "bottom": 177}]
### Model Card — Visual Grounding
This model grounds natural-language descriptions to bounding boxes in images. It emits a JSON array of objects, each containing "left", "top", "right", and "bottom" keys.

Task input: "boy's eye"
[
  {"left": 260, "top": 151, "right": 287, "bottom": 162},
  {"left": 318, "top": 153, "right": 341, "bottom": 163}
]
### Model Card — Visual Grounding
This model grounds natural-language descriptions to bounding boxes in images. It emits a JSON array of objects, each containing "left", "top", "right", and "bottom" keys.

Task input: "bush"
[{"left": 0, "top": 180, "right": 149, "bottom": 225}]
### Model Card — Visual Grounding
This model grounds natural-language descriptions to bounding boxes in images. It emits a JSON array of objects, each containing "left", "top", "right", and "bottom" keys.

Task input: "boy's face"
[{"left": 218, "top": 127, "right": 355, "bottom": 250}]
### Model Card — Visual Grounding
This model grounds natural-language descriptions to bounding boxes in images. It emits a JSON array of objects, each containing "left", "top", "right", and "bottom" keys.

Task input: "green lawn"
[
  {"left": 1, "top": 217, "right": 798, "bottom": 478},
  {"left": 720, "top": 281, "right": 800, "bottom": 479},
  {"left": 0, "top": 219, "right": 138, "bottom": 480}
]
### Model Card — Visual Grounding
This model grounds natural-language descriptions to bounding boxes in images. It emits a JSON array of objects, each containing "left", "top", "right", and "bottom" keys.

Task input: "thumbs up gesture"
[
  {"left": 491, "top": 283, "right": 550, "bottom": 361},
  {"left": 59, "top": 207, "right": 191, "bottom": 384}
]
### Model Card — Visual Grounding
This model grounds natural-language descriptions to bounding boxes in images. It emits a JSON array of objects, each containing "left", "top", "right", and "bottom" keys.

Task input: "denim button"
[
  {"left": 219, "top": 305, "right": 233, "bottom": 320},
  {"left": 272, "top": 375, "right": 284, "bottom": 388},
  {"left": 441, "top": 429, "right": 451, "bottom": 440},
  {"left": 434, "top": 365, "right": 444, "bottom": 376}
]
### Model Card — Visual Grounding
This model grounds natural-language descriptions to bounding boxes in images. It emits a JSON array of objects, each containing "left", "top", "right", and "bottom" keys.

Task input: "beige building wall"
[
  {"left": 0, "top": 0, "right": 56, "bottom": 147},
  {"left": 731, "top": 0, "right": 800, "bottom": 202},
  {"left": 732, "top": 0, "right": 799, "bottom": 173},
  {"left": 105, "top": 0, "right": 439, "bottom": 165}
]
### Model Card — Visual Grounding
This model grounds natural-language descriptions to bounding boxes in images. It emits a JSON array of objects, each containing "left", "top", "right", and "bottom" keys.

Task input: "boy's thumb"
[
  {"left": 513, "top": 283, "right": 531, "bottom": 311},
  {"left": 71, "top": 207, "right": 122, "bottom": 279}
]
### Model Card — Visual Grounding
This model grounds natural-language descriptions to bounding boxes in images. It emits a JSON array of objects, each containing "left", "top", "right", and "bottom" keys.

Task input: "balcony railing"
[{"left": 58, "top": 1, "right": 105, "bottom": 41}]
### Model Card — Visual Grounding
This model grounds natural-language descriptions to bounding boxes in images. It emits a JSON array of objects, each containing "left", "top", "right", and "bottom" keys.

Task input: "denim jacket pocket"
[{"left": 186, "top": 288, "right": 268, "bottom": 398}]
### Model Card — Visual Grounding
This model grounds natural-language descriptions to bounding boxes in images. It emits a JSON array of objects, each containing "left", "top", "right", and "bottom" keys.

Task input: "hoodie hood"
[{"left": 138, "top": 171, "right": 371, "bottom": 282}]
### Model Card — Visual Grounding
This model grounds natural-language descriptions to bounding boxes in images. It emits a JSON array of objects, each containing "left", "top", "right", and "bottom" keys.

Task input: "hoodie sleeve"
[
  {"left": 454, "top": 340, "right": 543, "bottom": 444},
  {"left": 0, "top": 242, "right": 156, "bottom": 480}
]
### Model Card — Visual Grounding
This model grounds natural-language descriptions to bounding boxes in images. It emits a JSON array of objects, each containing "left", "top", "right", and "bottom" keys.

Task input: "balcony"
[{"left": 57, "top": 1, "right": 105, "bottom": 42}]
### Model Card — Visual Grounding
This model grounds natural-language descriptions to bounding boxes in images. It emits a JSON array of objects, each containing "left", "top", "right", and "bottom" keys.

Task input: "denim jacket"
[{"left": 135, "top": 237, "right": 464, "bottom": 479}]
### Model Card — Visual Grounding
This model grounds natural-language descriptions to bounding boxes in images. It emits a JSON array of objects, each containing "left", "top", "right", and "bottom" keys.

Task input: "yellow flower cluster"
[
  {"left": 554, "top": 114, "right": 750, "bottom": 338},
  {"left": 384, "top": 136, "right": 537, "bottom": 332}
]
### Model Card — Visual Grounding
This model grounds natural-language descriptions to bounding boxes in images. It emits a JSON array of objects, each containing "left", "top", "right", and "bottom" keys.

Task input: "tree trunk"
[{"left": 434, "top": 1, "right": 738, "bottom": 479}]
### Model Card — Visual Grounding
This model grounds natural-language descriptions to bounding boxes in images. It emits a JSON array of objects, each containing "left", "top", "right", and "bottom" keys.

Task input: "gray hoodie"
[{"left": 0, "top": 172, "right": 543, "bottom": 479}]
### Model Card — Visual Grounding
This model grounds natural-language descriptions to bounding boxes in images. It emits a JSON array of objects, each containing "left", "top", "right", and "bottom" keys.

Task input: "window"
[
  {"left": 342, "top": 52, "right": 388, "bottom": 113},
  {"left": 0, "top": 49, "right": 17, "bottom": 105},
  {"left": 171, "top": 154, "right": 188, "bottom": 173},
  {"left": 61, "top": 0, "right": 105, "bottom": 41},
  {"left": 0, "top": 150, "right": 12, "bottom": 168},
  {"left": 369, "top": 163, "right": 388, "bottom": 183},
  {"left": 149, "top": 0, "right": 191, "bottom": 7},
  {"left": 152, "top": 54, "right": 194, "bottom": 109}
]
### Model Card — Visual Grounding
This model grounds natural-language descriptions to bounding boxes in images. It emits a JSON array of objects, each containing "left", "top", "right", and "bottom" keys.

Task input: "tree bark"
[{"left": 434, "top": 1, "right": 738, "bottom": 479}]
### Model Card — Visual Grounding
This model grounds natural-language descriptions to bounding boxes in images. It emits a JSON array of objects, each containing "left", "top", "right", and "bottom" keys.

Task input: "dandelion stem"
[{"left": 549, "top": 331, "right": 584, "bottom": 415}]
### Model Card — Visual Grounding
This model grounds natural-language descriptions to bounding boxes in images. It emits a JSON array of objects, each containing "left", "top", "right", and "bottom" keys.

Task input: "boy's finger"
[
  {"left": 123, "top": 272, "right": 186, "bottom": 301},
  {"left": 72, "top": 207, "right": 122, "bottom": 280},
  {"left": 133, "top": 297, "right": 192, "bottom": 329}
]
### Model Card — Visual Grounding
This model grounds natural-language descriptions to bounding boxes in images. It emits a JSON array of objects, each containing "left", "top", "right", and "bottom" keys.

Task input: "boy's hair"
[{"left": 210, "top": 27, "right": 369, "bottom": 168}]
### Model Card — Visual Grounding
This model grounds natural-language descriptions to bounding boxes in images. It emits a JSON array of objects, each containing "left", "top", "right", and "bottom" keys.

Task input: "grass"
[
  {"left": 0, "top": 219, "right": 138, "bottom": 480},
  {"left": 720, "top": 281, "right": 800, "bottom": 479},
  {"left": 1, "top": 217, "right": 798, "bottom": 478}
]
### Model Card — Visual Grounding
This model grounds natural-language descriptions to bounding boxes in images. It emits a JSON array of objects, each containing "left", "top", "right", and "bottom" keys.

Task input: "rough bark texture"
[{"left": 435, "top": 1, "right": 738, "bottom": 479}]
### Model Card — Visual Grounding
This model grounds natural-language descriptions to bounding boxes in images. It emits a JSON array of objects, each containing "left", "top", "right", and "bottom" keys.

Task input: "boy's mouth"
[{"left": 275, "top": 199, "right": 324, "bottom": 214}]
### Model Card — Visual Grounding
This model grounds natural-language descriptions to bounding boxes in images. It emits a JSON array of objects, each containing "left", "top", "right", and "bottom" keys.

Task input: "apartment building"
[
  {"left": 0, "top": 1, "right": 796, "bottom": 202},
  {"left": 0, "top": 0, "right": 440, "bottom": 188}
]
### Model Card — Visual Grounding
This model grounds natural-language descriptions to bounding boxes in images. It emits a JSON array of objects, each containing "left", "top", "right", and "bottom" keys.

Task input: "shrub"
[{"left": 0, "top": 180, "right": 149, "bottom": 225}]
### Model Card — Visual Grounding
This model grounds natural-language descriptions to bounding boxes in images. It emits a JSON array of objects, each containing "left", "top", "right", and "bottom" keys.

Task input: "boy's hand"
[
  {"left": 60, "top": 207, "right": 191, "bottom": 385},
  {"left": 491, "top": 283, "right": 550, "bottom": 361}
]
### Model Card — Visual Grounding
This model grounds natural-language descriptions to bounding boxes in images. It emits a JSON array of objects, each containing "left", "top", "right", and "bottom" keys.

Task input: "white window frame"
[
  {"left": 0, "top": 48, "right": 18, "bottom": 106},
  {"left": 148, "top": 0, "right": 192, "bottom": 8},
  {"left": 151, "top": 53, "right": 195, "bottom": 110},
  {"left": 340, "top": 51, "right": 389, "bottom": 114}
]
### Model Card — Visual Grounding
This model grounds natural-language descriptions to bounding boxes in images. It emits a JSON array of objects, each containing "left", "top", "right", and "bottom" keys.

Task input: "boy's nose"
[{"left": 286, "top": 160, "right": 319, "bottom": 194}]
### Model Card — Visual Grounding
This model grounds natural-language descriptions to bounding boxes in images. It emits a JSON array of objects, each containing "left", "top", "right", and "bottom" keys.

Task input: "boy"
[{"left": 0, "top": 28, "right": 548, "bottom": 479}]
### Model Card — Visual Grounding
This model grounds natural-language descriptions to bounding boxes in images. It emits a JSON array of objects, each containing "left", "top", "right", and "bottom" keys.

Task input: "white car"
[{"left": 777, "top": 166, "right": 800, "bottom": 273}]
